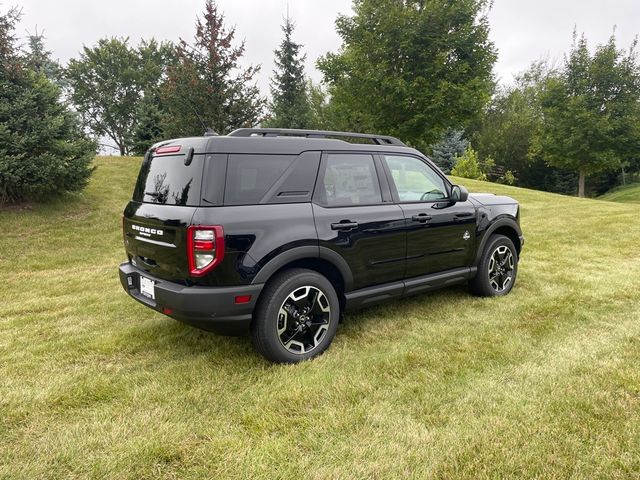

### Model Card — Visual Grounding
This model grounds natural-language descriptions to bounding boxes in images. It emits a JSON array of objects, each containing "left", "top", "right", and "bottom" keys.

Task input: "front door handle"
[
  {"left": 331, "top": 220, "right": 359, "bottom": 231},
  {"left": 411, "top": 213, "right": 432, "bottom": 223}
]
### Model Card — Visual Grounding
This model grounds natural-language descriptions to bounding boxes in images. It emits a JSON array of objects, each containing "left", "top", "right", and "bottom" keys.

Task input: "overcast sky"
[{"left": 12, "top": 0, "right": 640, "bottom": 93}]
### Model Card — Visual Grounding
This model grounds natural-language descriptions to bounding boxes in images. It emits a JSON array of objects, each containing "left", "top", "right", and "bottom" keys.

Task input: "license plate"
[{"left": 139, "top": 275, "right": 155, "bottom": 300}]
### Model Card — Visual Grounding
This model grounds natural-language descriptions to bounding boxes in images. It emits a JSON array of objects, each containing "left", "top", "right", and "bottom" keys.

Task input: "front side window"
[
  {"left": 383, "top": 155, "right": 448, "bottom": 202},
  {"left": 318, "top": 154, "right": 382, "bottom": 206}
]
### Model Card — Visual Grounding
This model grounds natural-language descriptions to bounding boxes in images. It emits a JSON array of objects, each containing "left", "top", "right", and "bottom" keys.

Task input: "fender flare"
[
  {"left": 251, "top": 245, "right": 354, "bottom": 291},
  {"left": 474, "top": 218, "right": 523, "bottom": 266}
]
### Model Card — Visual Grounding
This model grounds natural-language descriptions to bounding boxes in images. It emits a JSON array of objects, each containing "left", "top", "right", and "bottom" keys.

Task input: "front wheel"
[
  {"left": 469, "top": 234, "right": 518, "bottom": 297},
  {"left": 251, "top": 269, "right": 340, "bottom": 363}
]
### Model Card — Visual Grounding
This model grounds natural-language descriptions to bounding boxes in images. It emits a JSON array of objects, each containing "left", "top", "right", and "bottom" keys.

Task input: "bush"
[
  {"left": 503, "top": 170, "right": 516, "bottom": 185},
  {"left": 451, "top": 147, "right": 490, "bottom": 181},
  {"left": 0, "top": 8, "right": 95, "bottom": 204}
]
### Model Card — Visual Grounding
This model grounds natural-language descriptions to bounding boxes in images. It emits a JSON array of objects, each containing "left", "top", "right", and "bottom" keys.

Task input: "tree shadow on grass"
[{"left": 120, "top": 285, "right": 473, "bottom": 367}]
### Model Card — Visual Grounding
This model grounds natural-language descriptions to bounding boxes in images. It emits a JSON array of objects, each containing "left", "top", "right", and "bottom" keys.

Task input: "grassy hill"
[
  {"left": 599, "top": 183, "right": 640, "bottom": 204},
  {"left": 1, "top": 157, "right": 639, "bottom": 479}
]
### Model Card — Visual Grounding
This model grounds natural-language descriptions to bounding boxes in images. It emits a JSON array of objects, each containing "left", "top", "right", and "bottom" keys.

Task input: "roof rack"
[{"left": 227, "top": 128, "right": 406, "bottom": 146}]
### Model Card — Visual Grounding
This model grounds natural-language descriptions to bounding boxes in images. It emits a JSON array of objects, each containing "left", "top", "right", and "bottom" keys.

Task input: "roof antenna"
[{"left": 184, "top": 99, "right": 209, "bottom": 136}]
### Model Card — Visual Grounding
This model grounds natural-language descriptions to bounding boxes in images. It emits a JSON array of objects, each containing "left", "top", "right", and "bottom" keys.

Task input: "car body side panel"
[
  {"left": 190, "top": 203, "right": 319, "bottom": 286},
  {"left": 312, "top": 203, "right": 407, "bottom": 291},
  {"left": 400, "top": 200, "right": 478, "bottom": 277}
]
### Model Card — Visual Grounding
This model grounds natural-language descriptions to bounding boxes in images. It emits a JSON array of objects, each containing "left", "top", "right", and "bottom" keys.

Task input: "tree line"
[{"left": 1, "top": 0, "right": 639, "bottom": 204}]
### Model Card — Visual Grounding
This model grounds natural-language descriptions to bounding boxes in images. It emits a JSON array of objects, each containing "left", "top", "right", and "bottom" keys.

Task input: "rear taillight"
[{"left": 187, "top": 225, "right": 225, "bottom": 276}]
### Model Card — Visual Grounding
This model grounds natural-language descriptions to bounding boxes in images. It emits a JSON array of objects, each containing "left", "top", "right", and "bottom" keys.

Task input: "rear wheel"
[
  {"left": 470, "top": 234, "right": 518, "bottom": 297},
  {"left": 251, "top": 268, "right": 340, "bottom": 363}
]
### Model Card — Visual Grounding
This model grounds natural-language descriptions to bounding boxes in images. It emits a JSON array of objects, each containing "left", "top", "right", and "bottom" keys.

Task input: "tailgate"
[
  {"left": 123, "top": 203, "right": 197, "bottom": 281},
  {"left": 124, "top": 138, "right": 210, "bottom": 281}
]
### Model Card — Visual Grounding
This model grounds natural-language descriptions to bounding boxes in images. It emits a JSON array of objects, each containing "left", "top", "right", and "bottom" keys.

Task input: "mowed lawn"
[
  {"left": 599, "top": 183, "right": 640, "bottom": 204},
  {"left": 1, "top": 156, "right": 639, "bottom": 479}
]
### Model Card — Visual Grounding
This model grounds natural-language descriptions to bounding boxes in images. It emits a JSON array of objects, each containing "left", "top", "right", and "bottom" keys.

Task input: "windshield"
[{"left": 133, "top": 154, "right": 204, "bottom": 206}]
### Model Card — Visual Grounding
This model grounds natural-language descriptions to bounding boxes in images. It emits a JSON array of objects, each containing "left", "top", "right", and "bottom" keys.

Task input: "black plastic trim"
[
  {"left": 251, "top": 246, "right": 319, "bottom": 284},
  {"left": 119, "top": 262, "right": 262, "bottom": 334},
  {"left": 344, "top": 267, "right": 477, "bottom": 310},
  {"left": 474, "top": 218, "right": 523, "bottom": 266}
]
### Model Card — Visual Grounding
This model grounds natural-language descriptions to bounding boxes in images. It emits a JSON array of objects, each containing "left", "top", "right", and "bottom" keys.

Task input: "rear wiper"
[{"left": 145, "top": 192, "right": 161, "bottom": 197}]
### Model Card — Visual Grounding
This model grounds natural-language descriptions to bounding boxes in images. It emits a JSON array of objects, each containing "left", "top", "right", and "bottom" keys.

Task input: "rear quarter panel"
[{"left": 190, "top": 203, "right": 318, "bottom": 286}]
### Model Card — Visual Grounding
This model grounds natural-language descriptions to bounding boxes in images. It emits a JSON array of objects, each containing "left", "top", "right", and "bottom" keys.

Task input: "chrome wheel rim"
[
  {"left": 277, "top": 286, "right": 331, "bottom": 355},
  {"left": 488, "top": 245, "right": 515, "bottom": 292}
]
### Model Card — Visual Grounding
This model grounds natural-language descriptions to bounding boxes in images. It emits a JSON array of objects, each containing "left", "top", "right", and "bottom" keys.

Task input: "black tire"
[
  {"left": 469, "top": 234, "right": 518, "bottom": 297},
  {"left": 251, "top": 268, "right": 340, "bottom": 363}
]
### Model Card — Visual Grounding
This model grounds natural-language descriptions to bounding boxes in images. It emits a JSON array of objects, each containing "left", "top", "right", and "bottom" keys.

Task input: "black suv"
[{"left": 119, "top": 128, "right": 524, "bottom": 363}]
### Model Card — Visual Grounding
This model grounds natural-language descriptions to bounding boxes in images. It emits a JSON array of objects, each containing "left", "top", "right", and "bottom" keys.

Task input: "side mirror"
[{"left": 451, "top": 185, "right": 469, "bottom": 203}]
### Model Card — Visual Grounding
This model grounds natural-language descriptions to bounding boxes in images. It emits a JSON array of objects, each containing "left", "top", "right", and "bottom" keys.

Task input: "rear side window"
[
  {"left": 133, "top": 154, "right": 204, "bottom": 206},
  {"left": 224, "top": 155, "right": 295, "bottom": 205},
  {"left": 317, "top": 154, "right": 382, "bottom": 206}
]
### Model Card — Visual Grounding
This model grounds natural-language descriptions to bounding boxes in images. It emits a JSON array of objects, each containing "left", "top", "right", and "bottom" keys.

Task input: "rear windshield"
[{"left": 133, "top": 154, "right": 204, "bottom": 206}]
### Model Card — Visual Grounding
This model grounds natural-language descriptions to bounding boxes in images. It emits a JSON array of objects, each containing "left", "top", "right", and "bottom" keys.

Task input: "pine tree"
[
  {"left": 429, "top": 129, "right": 469, "bottom": 174},
  {"left": 0, "top": 8, "right": 96, "bottom": 204},
  {"left": 161, "top": 0, "right": 265, "bottom": 137},
  {"left": 132, "top": 94, "right": 165, "bottom": 155},
  {"left": 24, "top": 31, "right": 63, "bottom": 86},
  {"left": 265, "top": 15, "right": 311, "bottom": 128}
]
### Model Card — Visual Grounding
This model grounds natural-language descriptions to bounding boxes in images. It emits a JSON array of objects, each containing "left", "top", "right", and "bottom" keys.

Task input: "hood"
[{"left": 468, "top": 192, "right": 518, "bottom": 206}]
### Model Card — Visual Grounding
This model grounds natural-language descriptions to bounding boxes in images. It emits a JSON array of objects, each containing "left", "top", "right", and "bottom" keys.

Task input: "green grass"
[
  {"left": 1, "top": 157, "right": 639, "bottom": 479},
  {"left": 599, "top": 183, "right": 640, "bottom": 204}
]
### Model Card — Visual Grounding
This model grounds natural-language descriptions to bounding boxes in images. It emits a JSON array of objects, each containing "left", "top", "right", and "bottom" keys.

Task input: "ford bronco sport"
[{"left": 119, "top": 128, "right": 524, "bottom": 363}]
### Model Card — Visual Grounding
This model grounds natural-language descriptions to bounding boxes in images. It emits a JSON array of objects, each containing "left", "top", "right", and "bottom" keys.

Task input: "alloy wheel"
[
  {"left": 277, "top": 286, "right": 331, "bottom": 354},
  {"left": 488, "top": 245, "right": 515, "bottom": 292}
]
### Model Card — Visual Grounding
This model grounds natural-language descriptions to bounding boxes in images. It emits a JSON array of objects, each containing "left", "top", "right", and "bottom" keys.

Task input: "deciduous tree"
[
  {"left": 66, "top": 38, "right": 172, "bottom": 155},
  {"left": 318, "top": 0, "right": 496, "bottom": 150},
  {"left": 538, "top": 34, "right": 640, "bottom": 197}
]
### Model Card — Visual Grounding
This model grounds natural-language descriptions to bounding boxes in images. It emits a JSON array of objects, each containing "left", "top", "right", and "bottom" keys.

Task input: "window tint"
[
  {"left": 224, "top": 154, "right": 295, "bottom": 205},
  {"left": 133, "top": 154, "right": 204, "bottom": 206},
  {"left": 319, "top": 154, "right": 382, "bottom": 206},
  {"left": 383, "top": 155, "right": 448, "bottom": 202}
]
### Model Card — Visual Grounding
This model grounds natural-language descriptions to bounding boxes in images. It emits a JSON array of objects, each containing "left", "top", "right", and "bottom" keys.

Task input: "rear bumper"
[{"left": 118, "top": 262, "right": 263, "bottom": 334}]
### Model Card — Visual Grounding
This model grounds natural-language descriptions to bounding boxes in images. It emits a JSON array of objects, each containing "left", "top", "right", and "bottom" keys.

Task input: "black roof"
[
  {"left": 228, "top": 128, "right": 406, "bottom": 146},
  {"left": 155, "top": 128, "right": 423, "bottom": 157}
]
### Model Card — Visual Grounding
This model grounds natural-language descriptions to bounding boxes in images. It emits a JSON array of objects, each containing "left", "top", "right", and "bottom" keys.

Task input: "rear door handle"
[
  {"left": 411, "top": 213, "right": 432, "bottom": 223},
  {"left": 331, "top": 221, "right": 359, "bottom": 231}
]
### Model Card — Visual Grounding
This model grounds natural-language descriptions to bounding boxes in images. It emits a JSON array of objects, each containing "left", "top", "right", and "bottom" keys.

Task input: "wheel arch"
[
  {"left": 251, "top": 246, "right": 353, "bottom": 308},
  {"left": 474, "top": 219, "right": 523, "bottom": 266}
]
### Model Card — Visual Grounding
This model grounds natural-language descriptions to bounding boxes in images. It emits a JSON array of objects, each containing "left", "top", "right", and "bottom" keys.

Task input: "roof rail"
[{"left": 227, "top": 128, "right": 406, "bottom": 146}]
